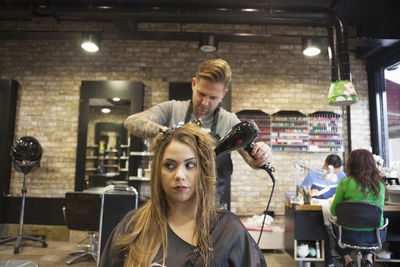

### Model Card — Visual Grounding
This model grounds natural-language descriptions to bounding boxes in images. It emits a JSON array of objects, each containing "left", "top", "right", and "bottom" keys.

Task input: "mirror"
[
  {"left": 85, "top": 99, "right": 130, "bottom": 187},
  {"left": 75, "top": 81, "right": 144, "bottom": 191}
]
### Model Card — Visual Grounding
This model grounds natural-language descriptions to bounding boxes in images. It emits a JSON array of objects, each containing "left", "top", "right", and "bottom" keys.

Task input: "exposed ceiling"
[{"left": 1, "top": 0, "right": 400, "bottom": 60}]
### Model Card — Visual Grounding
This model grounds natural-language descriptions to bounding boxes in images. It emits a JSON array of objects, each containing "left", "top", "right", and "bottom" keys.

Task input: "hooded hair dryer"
[{"left": 214, "top": 120, "right": 275, "bottom": 180}]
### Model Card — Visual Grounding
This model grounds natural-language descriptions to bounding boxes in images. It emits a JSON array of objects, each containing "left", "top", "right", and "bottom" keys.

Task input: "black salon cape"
[{"left": 99, "top": 209, "right": 267, "bottom": 267}]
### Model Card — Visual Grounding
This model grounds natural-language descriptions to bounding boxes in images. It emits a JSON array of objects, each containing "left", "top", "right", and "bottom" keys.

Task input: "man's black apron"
[{"left": 185, "top": 101, "right": 233, "bottom": 208}]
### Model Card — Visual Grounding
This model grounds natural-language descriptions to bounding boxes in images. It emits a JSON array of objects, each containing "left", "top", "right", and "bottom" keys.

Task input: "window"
[{"left": 384, "top": 64, "right": 400, "bottom": 167}]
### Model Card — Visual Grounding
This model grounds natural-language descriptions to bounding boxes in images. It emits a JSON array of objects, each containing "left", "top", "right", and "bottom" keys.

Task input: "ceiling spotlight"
[
  {"left": 199, "top": 34, "right": 218, "bottom": 53},
  {"left": 302, "top": 38, "right": 321, "bottom": 57},
  {"left": 241, "top": 8, "right": 259, "bottom": 12},
  {"left": 97, "top": 6, "right": 112, "bottom": 9},
  {"left": 81, "top": 33, "right": 100, "bottom": 53},
  {"left": 101, "top": 108, "right": 111, "bottom": 113},
  {"left": 112, "top": 97, "right": 120, "bottom": 102}
]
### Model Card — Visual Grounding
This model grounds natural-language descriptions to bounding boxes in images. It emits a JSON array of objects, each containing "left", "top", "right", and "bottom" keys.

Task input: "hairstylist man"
[{"left": 124, "top": 59, "right": 272, "bottom": 207}]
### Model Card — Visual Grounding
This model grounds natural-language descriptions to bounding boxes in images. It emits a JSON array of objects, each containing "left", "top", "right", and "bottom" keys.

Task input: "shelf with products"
[
  {"left": 104, "top": 149, "right": 118, "bottom": 153},
  {"left": 118, "top": 140, "right": 131, "bottom": 174},
  {"left": 308, "top": 111, "right": 343, "bottom": 152},
  {"left": 128, "top": 137, "right": 152, "bottom": 169},
  {"left": 271, "top": 111, "right": 309, "bottom": 151},
  {"left": 130, "top": 151, "right": 153, "bottom": 156},
  {"left": 85, "top": 139, "right": 127, "bottom": 180},
  {"left": 128, "top": 137, "right": 153, "bottom": 203},
  {"left": 236, "top": 109, "right": 271, "bottom": 145},
  {"left": 85, "top": 144, "right": 100, "bottom": 174},
  {"left": 103, "top": 164, "right": 119, "bottom": 168},
  {"left": 128, "top": 176, "right": 151, "bottom": 182},
  {"left": 235, "top": 109, "right": 344, "bottom": 153},
  {"left": 294, "top": 240, "right": 324, "bottom": 262},
  {"left": 103, "top": 156, "right": 119, "bottom": 160}
]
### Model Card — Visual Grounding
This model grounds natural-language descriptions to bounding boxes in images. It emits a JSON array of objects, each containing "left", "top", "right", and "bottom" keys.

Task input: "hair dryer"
[
  {"left": 215, "top": 120, "right": 276, "bottom": 245},
  {"left": 214, "top": 120, "right": 259, "bottom": 156},
  {"left": 214, "top": 120, "right": 274, "bottom": 180}
]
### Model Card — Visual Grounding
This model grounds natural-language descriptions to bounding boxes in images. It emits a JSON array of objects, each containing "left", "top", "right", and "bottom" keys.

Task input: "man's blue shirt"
[{"left": 299, "top": 169, "right": 347, "bottom": 199}]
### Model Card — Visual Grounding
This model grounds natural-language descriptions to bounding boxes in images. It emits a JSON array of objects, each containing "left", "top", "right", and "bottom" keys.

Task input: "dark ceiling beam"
[
  {"left": 329, "top": 0, "right": 342, "bottom": 8},
  {"left": 0, "top": 29, "right": 393, "bottom": 50},
  {"left": 348, "top": 38, "right": 400, "bottom": 48},
  {"left": 0, "top": 5, "right": 341, "bottom": 26},
  {"left": 357, "top": 40, "right": 400, "bottom": 60},
  {"left": 0, "top": 30, "right": 320, "bottom": 45}
]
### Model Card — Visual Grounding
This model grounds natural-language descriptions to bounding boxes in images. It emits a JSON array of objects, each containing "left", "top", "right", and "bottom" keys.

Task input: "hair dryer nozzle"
[{"left": 214, "top": 120, "right": 260, "bottom": 156}]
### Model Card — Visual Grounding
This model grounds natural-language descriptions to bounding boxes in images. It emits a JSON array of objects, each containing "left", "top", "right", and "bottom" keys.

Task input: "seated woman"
[
  {"left": 99, "top": 123, "right": 267, "bottom": 267},
  {"left": 330, "top": 149, "right": 386, "bottom": 267}
]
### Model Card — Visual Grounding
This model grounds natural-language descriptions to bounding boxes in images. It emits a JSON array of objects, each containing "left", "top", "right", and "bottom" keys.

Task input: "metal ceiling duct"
[{"left": 0, "top": 3, "right": 351, "bottom": 82}]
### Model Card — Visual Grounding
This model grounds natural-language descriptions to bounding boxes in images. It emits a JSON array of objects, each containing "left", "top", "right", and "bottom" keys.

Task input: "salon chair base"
[
  {"left": 66, "top": 251, "right": 97, "bottom": 265},
  {"left": 66, "top": 232, "right": 98, "bottom": 265},
  {"left": 0, "top": 234, "right": 47, "bottom": 254}
]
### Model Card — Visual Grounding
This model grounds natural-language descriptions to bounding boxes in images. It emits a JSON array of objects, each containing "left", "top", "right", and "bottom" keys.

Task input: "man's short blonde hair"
[{"left": 195, "top": 59, "right": 232, "bottom": 88}]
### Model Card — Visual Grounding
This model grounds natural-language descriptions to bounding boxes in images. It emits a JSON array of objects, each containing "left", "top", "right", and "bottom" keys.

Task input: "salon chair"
[
  {"left": 88, "top": 175, "right": 107, "bottom": 188},
  {"left": 98, "top": 185, "right": 138, "bottom": 259},
  {"left": 63, "top": 192, "right": 101, "bottom": 265},
  {"left": 329, "top": 201, "right": 389, "bottom": 266}
]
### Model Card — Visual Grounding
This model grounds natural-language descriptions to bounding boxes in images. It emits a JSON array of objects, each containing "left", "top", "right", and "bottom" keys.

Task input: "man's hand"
[
  {"left": 238, "top": 142, "right": 272, "bottom": 169},
  {"left": 310, "top": 189, "right": 320, "bottom": 197},
  {"left": 250, "top": 142, "right": 272, "bottom": 167}
]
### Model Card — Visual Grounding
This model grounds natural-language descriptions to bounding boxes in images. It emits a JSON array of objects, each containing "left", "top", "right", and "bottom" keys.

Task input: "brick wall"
[{"left": 0, "top": 22, "right": 371, "bottom": 216}]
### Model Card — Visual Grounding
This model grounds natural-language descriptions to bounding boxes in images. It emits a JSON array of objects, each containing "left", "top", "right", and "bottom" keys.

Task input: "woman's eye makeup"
[
  {"left": 162, "top": 160, "right": 196, "bottom": 170},
  {"left": 186, "top": 162, "right": 196, "bottom": 169},
  {"left": 164, "top": 162, "right": 176, "bottom": 170}
]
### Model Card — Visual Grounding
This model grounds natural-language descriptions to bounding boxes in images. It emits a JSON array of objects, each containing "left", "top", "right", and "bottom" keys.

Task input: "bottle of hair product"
[
  {"left": 137, "top": 164, "right": 143, "bottom": 178},
  {"left": 316, "top": 240, "right": 321, "bottom": 258}
]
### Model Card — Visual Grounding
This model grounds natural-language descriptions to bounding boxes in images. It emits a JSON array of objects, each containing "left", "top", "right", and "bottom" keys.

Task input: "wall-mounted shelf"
[
  {"left": 85, "top": 138, "right": 129, "bottom": 182},
  {"left": 271, "top": 111, "right": 309, "bottom": 152},
  {"left": 236, "top": 109, "right": 343, "bottom": 153},
  {"left": 104, "top": 156, "right": 119, "bottom": 160},
  {"left": 130, "top": 151, "right": 153, "bottom": 156},
  {"left": 236, "top": 109, "right": 270, "bottom": 145},
  {"left": 129, "top": 176, "right": 151, "bottom": 181},
  {"left": 308, "top": 111, "right": 343, "bottom": 152}
]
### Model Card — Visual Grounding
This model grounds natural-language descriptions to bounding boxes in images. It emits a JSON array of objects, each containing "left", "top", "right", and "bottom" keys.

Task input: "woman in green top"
[{"left": 330, "top": 149, "right": 386, "bottom": 267}]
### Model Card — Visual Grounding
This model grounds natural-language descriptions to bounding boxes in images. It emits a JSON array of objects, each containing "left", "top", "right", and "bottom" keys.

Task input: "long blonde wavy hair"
[{"left": 114, "top": 123, "right": 218, "bottom": 266}]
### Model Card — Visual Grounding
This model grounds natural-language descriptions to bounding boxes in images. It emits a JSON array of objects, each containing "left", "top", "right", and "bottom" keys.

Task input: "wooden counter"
[{"left": 285, "top": 200, "right": 400, "bottom": 211}]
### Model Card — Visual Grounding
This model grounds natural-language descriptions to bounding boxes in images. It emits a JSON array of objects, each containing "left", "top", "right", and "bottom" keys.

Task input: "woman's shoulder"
[
  {"left": 339, "top": 176, "right": 354, "bottom": 184},
  {"left": 114, "top": 209, "right": 138, "bottom": 233},
  {"left": 216, "top": 209, "right": 245, "bottom": 229},
  {"left": 217, "top": 209, "right": 239, "bottom": 219}
]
